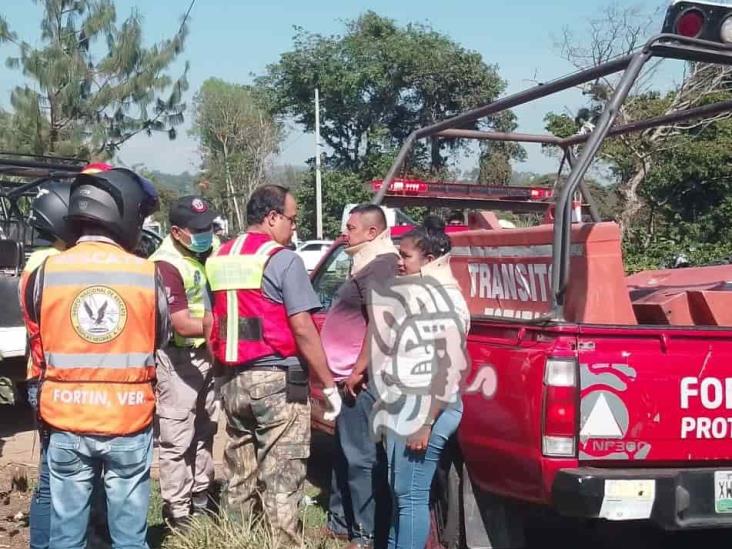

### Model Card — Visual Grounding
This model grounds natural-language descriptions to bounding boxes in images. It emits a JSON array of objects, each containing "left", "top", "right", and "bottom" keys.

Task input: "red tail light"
[
  {"left": 675, "top": 8, "right": 705, "bottom": 37},
  {"left": 542, "top": 357, "right": 578, "bottom": 457}
]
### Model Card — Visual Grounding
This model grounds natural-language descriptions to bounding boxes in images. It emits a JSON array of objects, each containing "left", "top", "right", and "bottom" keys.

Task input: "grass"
[{"left": 145, "top": 480, "right": 341, "bottom": 549}]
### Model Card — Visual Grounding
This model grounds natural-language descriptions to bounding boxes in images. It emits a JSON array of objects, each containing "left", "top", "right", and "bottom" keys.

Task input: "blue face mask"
[{"left": 184, "top": 230, "right": 213, "bottom": 253}]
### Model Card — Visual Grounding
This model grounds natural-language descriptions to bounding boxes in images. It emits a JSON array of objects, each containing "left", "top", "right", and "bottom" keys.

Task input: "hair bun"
[{"left": 422, "top": 215, "right": 445, "bottom": 234}]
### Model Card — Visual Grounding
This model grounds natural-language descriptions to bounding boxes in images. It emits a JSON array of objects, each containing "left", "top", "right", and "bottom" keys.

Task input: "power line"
[{"left": 177, "top": 0, "right": 196, "bottom": 37}]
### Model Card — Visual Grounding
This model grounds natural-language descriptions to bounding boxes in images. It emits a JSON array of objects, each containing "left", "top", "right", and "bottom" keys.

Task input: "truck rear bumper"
[{"left": 552, "top": 466, "right": 732, "bottom": 530}]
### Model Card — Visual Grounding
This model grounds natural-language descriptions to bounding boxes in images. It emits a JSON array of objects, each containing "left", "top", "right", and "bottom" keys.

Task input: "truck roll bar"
[{"left": 372, "top": 32, "right": 732, "bottom": 321}]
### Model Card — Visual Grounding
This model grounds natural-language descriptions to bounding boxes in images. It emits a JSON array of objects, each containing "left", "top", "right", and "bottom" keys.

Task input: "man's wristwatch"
[{"left": 423, "top": 417, "right": 435, "bottom": 427}]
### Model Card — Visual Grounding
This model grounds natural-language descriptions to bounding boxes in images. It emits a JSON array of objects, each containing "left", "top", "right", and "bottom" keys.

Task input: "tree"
[
  {"left": 543, "top": 3, "right": 732, "bottom": 269},
  {"left": 476, "top": 111, "right": 527, "bottom": 185},
  {"left": 0, "top": 0, "right": 189, "bottom": 158},
  {"left": 190, "top": 78, "right": 282, "bottom": 232},
  {"left": 256, "top": 11, "right": 522, "bottom": 177},
  {"left": 295, "top": 169, "right": 371, "bottom": 240},
  {"left": 546, "top": 3, "right": 732, "bottom": 236}
]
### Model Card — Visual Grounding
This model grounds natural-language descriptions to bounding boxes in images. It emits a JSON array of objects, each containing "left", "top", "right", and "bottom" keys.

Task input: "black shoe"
[
  {"left": 167, "top": 515, "right": 193, "bottom": 531},
  {"left": 191, "top": 491, "right": 212, "bottom": 516}
]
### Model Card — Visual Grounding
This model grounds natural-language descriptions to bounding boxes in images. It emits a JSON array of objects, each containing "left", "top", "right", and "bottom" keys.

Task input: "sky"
[{"left": 0, "top": 0, "right": 690, "bottom": 177}]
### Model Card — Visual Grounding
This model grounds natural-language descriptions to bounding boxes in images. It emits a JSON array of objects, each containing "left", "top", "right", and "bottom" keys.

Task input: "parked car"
[{"left": 295, "top": 240, "right": 333, "bottom": 272}]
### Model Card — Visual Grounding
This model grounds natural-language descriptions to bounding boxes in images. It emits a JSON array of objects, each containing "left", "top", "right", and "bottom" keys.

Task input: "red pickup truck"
[{"left": 309, "top": 3, "right": 732, "bottom": 547}]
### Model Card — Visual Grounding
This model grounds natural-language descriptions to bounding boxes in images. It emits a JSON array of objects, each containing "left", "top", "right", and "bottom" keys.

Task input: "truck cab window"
[{"left": 311, "top": 244, "right": 350, "bottom": 311}]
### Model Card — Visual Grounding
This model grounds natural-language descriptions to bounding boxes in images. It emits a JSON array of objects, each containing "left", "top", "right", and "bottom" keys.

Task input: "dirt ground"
[
  {"left": 0, "top": 397, "right": 335, "bottom": 549},
  {"left": 0, "top": 397, "right": 233, "bottom": 549}
]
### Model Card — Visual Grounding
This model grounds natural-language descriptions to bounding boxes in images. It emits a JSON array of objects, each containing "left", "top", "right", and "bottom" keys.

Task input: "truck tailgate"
[{"left": 577, "top": 326, "right": 732, "bottom": 463}]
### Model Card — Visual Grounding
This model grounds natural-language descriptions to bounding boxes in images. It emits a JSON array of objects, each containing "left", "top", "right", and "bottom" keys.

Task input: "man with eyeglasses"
[{"left": 205, "top": 184, "right": 342, "bottom": 546}]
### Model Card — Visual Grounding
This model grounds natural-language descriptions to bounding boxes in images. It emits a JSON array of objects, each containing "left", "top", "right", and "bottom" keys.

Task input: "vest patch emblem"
[{"left": 71, "top": 286, "right": 128, "bottom": 343}]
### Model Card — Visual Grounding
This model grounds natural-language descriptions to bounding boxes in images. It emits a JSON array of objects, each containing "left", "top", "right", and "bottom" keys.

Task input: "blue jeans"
[
  {"left": 27, "top": 381, "right": 51, "bottom": 549},
  {"left": 47, "top": 426, "right": 153, "bottom": 549},
  {"left": 328, "top": 387, "right": 390, "bottom": 544},
  {"left": 386, "top": 403, "right": 463, "bottom": 549}
]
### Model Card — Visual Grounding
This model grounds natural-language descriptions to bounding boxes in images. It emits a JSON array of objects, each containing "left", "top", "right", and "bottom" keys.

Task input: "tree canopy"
[
  {"left": 544, "top": 4, "right": 732, "bottom": 271},
  {"left": 0, "top": 0, "right": 190, "bottom": 159},
  {"left": 256, "top": 11, "right": 522, "bottom": 178},
  {"left": 190, "top": 78, "right": 282, "bottom": 232}
]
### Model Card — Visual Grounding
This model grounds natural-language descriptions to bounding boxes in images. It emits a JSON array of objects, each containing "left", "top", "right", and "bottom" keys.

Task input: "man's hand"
[
  {"left": 323, "top": 386, "right": 342, "bottom": 421},
  {"left": 345, "top": 370, "right": 364, "bottom": 397},
  {"left": 406, "top": 425, "right": 432, "bottom": 453}
]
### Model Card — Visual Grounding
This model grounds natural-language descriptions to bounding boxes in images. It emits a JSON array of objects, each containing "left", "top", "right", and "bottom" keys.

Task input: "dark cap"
[{"left": 169, "top": 195, "right": 217, "bottom": 231}]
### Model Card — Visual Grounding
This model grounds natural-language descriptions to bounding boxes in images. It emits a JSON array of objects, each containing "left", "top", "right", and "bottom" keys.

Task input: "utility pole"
[{"left": 315, "top": 88, "right": 323, "bottom": 239}]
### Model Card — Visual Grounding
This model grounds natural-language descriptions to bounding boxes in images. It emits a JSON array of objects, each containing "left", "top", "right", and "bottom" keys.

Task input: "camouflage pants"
[
  {"left": 220, "top": 368, "right": 310, "bottom": 545},
  {"left": 156, "top": 346, "right": 218, "bottom": 520}
]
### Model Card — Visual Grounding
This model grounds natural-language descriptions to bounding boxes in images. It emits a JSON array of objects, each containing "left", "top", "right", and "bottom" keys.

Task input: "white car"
[{"left": 296, "top": 240, "right": 333, "bottom": 272}]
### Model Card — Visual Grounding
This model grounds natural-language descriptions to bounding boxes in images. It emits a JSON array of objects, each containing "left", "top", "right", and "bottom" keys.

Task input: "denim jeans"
[
  {"left": 47, "top": 426, "right": 153, "bottom": 549},
  {"left": 328, "top": 387, "right": 390, "bottom": 544},
  {"left": 386, "top": 402, "right": 463, "bottom": 549},
  {"left": 27, "top": 381, "right": 51, "bottom": 549}
]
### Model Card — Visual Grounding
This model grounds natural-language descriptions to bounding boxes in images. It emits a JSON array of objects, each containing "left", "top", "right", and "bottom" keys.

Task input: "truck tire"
[
  {"left": 432, "top": 439, "right": 527, "bottom": 549},
  {"left": 432, "top": 436, "right": 463, "bottom": 549}
]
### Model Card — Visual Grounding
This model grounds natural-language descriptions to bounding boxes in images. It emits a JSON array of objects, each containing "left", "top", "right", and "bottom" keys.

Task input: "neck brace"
[{"left": 345, "top": 229, "right": 398, "bottom": 275}]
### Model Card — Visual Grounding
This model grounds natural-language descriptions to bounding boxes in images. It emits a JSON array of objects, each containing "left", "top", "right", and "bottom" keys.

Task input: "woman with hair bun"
[{"left": 383, "top": 215, "right": 470, "bottom": 549}]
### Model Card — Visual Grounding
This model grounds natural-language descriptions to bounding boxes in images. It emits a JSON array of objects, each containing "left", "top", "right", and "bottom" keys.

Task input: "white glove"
[{"left": 323, "top": 386, "right": 342, "bottom": 422}]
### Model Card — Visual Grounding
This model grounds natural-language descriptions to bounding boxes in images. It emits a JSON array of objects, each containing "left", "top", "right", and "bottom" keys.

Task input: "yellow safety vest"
[
  {"left": 21, "top": 247, "right": 61, "bottom": 380},
  {"left": 150, "top": 235, "right": 207, "bottom": 348}
]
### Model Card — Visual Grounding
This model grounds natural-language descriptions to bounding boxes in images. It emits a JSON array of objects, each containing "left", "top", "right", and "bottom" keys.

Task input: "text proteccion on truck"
[{"left": 308, "top": 2, "right": 732, "bottom": 547}]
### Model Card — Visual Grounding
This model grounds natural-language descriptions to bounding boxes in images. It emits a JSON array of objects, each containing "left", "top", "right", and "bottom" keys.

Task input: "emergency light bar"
[
  {"left": 370, "top": 179, "right": 554, "bottom": 201},
  {"left": 371, "top": 179, "right": 428, "bottom": 194},
  {"left": 663, "top": 1, "right": 732, "bottom": 43}
]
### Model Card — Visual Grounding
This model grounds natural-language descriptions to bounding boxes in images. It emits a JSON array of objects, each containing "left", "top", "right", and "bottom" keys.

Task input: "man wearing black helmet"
[
  {"left": 20, "top": 179, "right": 73, "bottom": 549},
  {"left": 21, "top": 167, "right": 171, "bottom": 549}
]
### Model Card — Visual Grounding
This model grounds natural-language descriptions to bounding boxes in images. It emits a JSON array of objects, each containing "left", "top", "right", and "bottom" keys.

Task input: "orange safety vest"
[{"left": 38, "top": 240, "right": 158, "bottom": 436}]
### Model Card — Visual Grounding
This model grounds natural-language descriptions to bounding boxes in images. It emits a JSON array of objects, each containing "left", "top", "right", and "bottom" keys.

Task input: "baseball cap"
[{"left": 169, "top": 195, "right": 217, "bottom": 231}]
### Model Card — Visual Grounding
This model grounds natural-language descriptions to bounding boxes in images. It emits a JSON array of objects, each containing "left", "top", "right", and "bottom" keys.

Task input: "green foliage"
[
  {"left": 478, "top": 112, "right": 527, "bottom": 185},
  {"left": 545, "top": 83, "right": 732, "bottom": 270},
  {"left": 0, "top": 0, "right": 189, "bottom": 158},
  {"left": 296, "top": 169, "right": 371, "bottom": 240},
  {"left": 190, "top": 78, "right": 282, "bottom": 233},
  {"left": 257, "top": 11, "right": 521, "bottom": 176}
]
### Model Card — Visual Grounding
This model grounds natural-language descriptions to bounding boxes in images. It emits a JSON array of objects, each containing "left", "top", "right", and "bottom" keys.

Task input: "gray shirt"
[{"left": 250, "top": 248, "right": 322, "bottom": 368}]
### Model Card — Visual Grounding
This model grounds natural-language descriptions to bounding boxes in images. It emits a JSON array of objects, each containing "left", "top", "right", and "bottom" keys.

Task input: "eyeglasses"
[{"left": 279, "top": 212, "right": 297, "bottom": 225}]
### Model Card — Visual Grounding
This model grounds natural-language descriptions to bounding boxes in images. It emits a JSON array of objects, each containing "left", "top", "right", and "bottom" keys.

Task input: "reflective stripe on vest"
[
  {"left": 20, "top": 247, "right": 60, "bottom": 380},
  {"left": 45, "top": 352, "right": 155, "bottom": 369},
  {"left": 150, "top": 235, "right": 207, "bottom": 347},
  {"left": 206, "top": 235, "right": 281, "bottom": 363},
  {"left": 38, "top": 241, "right": 157, "bottom": 436}
]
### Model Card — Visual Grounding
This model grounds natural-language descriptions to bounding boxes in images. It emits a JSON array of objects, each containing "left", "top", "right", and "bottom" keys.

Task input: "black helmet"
[
  {"left": 28, "top": 180, "right": 73, "bottom": 245},
  {"left": 66, "top": 168, "right": 160, "bottom": 251}
]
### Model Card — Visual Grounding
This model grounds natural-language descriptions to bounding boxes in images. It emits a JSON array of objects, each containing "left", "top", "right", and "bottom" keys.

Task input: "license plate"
[
  {"left": 714, "top": 471, "right": 732, "bottom": 513},
  {"left": 599, "top": 479, "right": 655, "bottom": 521}
]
